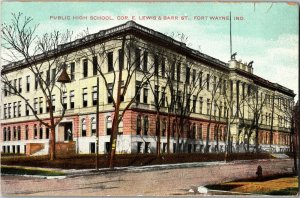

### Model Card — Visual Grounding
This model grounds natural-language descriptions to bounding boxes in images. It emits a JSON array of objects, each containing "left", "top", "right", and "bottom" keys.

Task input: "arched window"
[
  {"left": 185, "top": 122, "right": 190, "bottom": 138},
  {"left": 214, "top": 125, "right": 218, "bottom": 140},
  {"left": 7, "top": 127, "right": 11, "bottom": 141},
  {"left": 172, "top": 121, "right": 176, "bottom": 137},
  {"left": 198, "top": 124, "right": 203, "bottom": 140},
  {"left": 219, "top": 127, "right": 223, "bottom": 141},
  {"left": 25, "top": 125, "right": 29, "bottom": 140},
  {"left": 106, "top": 116, "right": 112, "bottom": 135},
  {"left": 91, "top": 117, "right": 96, "bottom": 136},
  {"left": 136, "top": 115, "right": 142, "bottom": 134},
  {"left": 39, "top": 125, "right": 43, "bottom": 139},
  {"left": 143, "top": 116, "right": 149, "bottom": 135},
  {"left": 81, "top": 119, "right": 86, "bottom": 137},
  {"left": 3, "top": 127, "right": 7, "bottom": 141},
  {"left": 223, "top": 127, "right": 227, "bottom": 142},
  {"left": 17, "top": 126, "right": 21, "bottom": 140},
  {"left": 34, "top": 124, "right": 37, "bottom": 139},
  {"left": 13, "top": 126, "right": 17, "bottom": 140},
  {"left": 192, "top": 123, "right": 196, "bottom": 139},
  {"left": 161, "top": 119, "right": 166, "bottom": 136}
]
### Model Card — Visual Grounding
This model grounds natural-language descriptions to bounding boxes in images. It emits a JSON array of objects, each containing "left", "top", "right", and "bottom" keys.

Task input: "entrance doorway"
[{"left": 58, "top": 122, "right": 73, "bottom": 142}]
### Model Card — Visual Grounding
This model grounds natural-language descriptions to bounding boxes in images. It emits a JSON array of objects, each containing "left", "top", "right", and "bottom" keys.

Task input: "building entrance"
[{"left": 58, "top": 122, "right": 73, "bottom": 142}]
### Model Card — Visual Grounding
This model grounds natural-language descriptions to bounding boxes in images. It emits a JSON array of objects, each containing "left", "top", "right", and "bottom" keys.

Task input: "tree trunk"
[
  {"left": 156, "top": 114, "right": 161, "bottom": 157},
  {"left": 49, "top": 127, "right": 56, "bottom": 160},
  {"left": 167, "top": 113, "right": 171, "bottom": 154},
  {"left": 205, "top": 123, "right": 210, "bottom": 153}
]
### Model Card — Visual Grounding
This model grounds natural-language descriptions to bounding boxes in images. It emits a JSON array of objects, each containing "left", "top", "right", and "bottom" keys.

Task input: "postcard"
[{"left": 1, "top": 1, "right": 299, "bottom": 196}]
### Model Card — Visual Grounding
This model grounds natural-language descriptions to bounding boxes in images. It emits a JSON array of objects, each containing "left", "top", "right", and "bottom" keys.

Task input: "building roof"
[{"left": 1, "top": 20, "right": 295, "bottom": 97}]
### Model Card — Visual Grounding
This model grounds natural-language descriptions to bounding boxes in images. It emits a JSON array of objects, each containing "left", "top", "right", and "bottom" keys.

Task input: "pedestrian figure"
[{"left": 256, "top": 165, "right": 262, "bottom": 179}]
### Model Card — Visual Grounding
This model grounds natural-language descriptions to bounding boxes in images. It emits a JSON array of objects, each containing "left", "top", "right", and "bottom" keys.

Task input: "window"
[
  {"left": 143, "top": 116, "right": 149, "bottom": 135},
  {"left": 82, "top": 88, "right": 88, "bottom": 107},
  {"left": 143, "top": 51, "right": 148, "bottom": 72},
  {"left": 135, "top": 48, "right": 141, "bottom": 69},
  {"left": 52, "top": 95, "right": 56, "bottom": 112},
  {"left": 70, "top": 62, "right": 75, "bottom": 80},
  {"left": 186, "top": 94, "right": 191, "bottom": 112},
  {"left": 172, "top": 121, "right": 176, "bottom": 137},
  {"left": 3, "top": 128, "right": 7, "bottom": 141},
  {"left": 106, "top": 116, "right": 112, "bottom": 135},
  {"left": 199, "top": 71, "right": 203, "bottom": 88},
  {"left": 46, "top": 70, "right": 50, "bottom": 85},
  {"left": 91, "top": 118, "right": 96, "bottom": 136},
  {"left": 119, "top": 49, "right": 124, "bottom": 70},
  {"left": 25, "top": 126, "right": 28, "bottom": 140},
  {"left": 213, "top": 76, "right": 217, "bottom": 90},
  {"left": 13, "top": 127, "right": 17, "bottom": 140},
  {"left": 39, "top": 97, "right": 43, "bottom": 114},
  {"left": 192, "top": 95, "right": 197, "bottom": 113},
  {"left": 25, "top": 101, "right": 29, "bottom": 116},
  {"left": 4, "top": 104, "right": 7, "bottom": 119},
  {"left": 26, "top": 76, "right": 30, "bottom": 92},
  {"left": 39, "top": 125, "right": 43, "bottom": 139},
  {"left": 214, "top": 101, "right": 217, "bottom": 116},
  {"left": 51, "top": 68, "right": 56, "bottom": 85},
  {"left": 162, "top": 119, "right": 166, "bottom": 136},
  {"left": 206, "top": 74, "right": 210, "bottom": 90},
  {"left": 92, "top": 86, "right": 97, "bottom": 106},
  {"left": 33, "top": 98, "right": 38, "bottom": 114},
  {"left": 176, "top": 63, "right": 181, "bottom": 81},
  {"left": 13, "top": 102, "right": 17, "bottom": 118},
  {"left": 192, "top": 124, "right": 196, "bottom": 139},
  {"left": 171, "top": 62, "right": 175, "bottom": 80},
  {"left": 198, "top": 124, "right": 203, "bottom": 140},
  {"left": 62, "top": 92, "right": 67, "bottom": 109},
  {"left": 8, "top": 103, "right": 11, "bottom": 118},
  {"left": 143, "top": 87, "right": 148, "bottom": 104},
  {"left": 4, "top": 84, "right": 7, "bottom": 97},
  {"left": 135, "top": 81, "right": 141, "bottom": 104},
  {"left": 192, "top": 69, "right": 196, "bottom": 84},
  {"left": 46, "top": 128, "right": 49, "bottom": 139},
  {"left": 93, "top": 56, "right": 98, "bottom": 76},
  {"left": 199, "top": 97, "right": 203, "bottom": 114},
  {"left": 7, "top": 127, "right": 11, "bottom": 141},
  {"left": 207, "top": 99, "right": 211, "bottom": 114},
  {"left": 70, "top": 90, "right": 75, "bottom": 109},
  {"left": 136, "top": 115, "right": 142, "bottom": 134},
  {"left": 137, "top": 142, "right": 143, "bottom": 153},
  {"left": 107, "top": 83, "right": 113, "bottom": 103},
  {"left": 18, "top": 78, "right": 22, "bottom": 93},
  {"left": 18, "top": 101, "right": 21, "bottom": 117},
  {"left": 154, "top": 55, "right": 159, "bottom": 75},
  {"left": 161, "top": 58, "right": 165, "bottom": 77},
  {"left": 154, "top": 85, "right": 159, "bottom": 105},
  {"left": 107, "top": 52, "right": 114, "bottom": 72},
  {"left": 161, "top": 89, "right": 166, "bottom": 107},
  {"left": 186, "top": 66, "right": 190, "bottom": 83},
  {"left": 145, "top": 142, "right": 150, "bottom": 153},
  {"left": 13, "top": 79, "right": 17, "bottom": 93},
  {"left": 81, "top": 119, "right": 86, "bottom": 137},
  {"left": 83, "top": 59, "right": 88, "bottom": 78},
  {"left": 34, "top": 124, "right": 37, "bottom": 139},
  {"left": 34, "top": 74, "right": 38, "bottom": 89},
  {"left": 118, "top": 118, "right": 123, "bottom": 135}
]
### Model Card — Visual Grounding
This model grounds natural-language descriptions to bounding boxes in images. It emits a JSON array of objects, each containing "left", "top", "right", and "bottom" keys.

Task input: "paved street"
[{"left": 1, "top": 159, "right": 294, "bottom": 196}]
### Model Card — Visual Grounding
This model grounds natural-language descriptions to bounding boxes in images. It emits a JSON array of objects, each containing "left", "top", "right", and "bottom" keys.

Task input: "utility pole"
[
  {"left": 96, "top": 77, "right": 99, "bottom": 170},
  {"left": 230, "top": 11, "right": 232, "bottom": 59}
]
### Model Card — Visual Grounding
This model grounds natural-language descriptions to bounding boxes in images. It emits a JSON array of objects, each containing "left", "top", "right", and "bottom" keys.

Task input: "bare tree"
[
  {"left": 1, "top": 13, "right": 73, "bottom": 160},
  {"left": 77, "top": 29, "right": 155, "bottom": 168}
]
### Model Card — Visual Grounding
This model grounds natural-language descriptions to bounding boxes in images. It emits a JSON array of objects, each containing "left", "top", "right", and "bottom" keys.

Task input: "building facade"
[{"left": 1, "top": 21, "right": 295, "bottom": 156}]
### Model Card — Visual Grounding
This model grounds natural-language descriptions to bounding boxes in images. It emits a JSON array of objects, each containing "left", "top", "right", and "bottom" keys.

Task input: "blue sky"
[{"left": 1, "top": 2, "right": 298, "bottom": 98}]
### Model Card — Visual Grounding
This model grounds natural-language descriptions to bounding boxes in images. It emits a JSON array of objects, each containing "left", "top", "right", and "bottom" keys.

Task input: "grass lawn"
[
  {"left": 207, "top": 175, "right": 298, "bottom": 195},
  {"left": 1, "top": 166, "right": 66, "bottom": 176}
]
